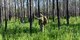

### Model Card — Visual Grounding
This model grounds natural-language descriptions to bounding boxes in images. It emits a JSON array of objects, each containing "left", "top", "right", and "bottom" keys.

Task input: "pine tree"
[
  {"left": 52, "top": 0, "right": 55, "bottom": 21},
  {"left": 66, "top": 0, "right": 69, "bottom": 25},
  {"left": 29, "top": 0, "right": 32, "bottom": 33},
  {"left": 56, "top": 0, "right": 60, "bottom": 29}
]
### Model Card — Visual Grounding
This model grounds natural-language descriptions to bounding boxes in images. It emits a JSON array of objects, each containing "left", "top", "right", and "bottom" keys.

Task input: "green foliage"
[{"left": 0, "top": 17, "right": 80, "bottom": 40}]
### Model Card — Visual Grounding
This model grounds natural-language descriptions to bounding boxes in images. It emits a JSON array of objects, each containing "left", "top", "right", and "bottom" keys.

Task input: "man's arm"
[{"left": 34, "top": 15, "right": 42, "bottom": 20}]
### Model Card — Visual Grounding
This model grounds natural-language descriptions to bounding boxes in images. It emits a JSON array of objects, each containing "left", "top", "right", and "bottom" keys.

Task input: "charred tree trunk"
[
  {"left": 29, "top": 0, "right": 32, "bottom": 33},
  {"left": 56, "top": 0, "right": 60, "bottom": 29},
  {"left": 38, "top": 0, "right": 40, "bottom": 21},
  {"left": 38, "top": 0, "right": 42, "bottom": 31},
  {"left": 52, "top": 0, "right": 55, "bottom": 21},
  {"left": 66, "top": 0, "right": 69, "bottom": 26},
  {"left": 4, "top": 0, "right": 7, "bottom": 32}
]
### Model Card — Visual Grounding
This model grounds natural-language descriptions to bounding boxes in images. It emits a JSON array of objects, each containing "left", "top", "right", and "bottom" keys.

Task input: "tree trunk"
[
  {"left": 4, "top": 0, "right": 7, "bottom": 32},
  {"left": 38, "top": 0, "right": 43, "bottom": 32},
  {"left": 56, "top": 0, "right": 60, "bottom": 29},
  {"left": 52, "top": 0, "right": 55, "bottom": 21},
  {"left": 29, "top": 0, "right": 32, "bottom": 33},
  {"left": 66, "top": 0, "right": 69, "bottom": 26}
]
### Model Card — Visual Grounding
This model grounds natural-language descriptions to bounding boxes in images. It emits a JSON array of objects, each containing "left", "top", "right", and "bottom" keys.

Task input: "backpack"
[{"left": 43, "top": 16, "right": 48, "bottom": 25}]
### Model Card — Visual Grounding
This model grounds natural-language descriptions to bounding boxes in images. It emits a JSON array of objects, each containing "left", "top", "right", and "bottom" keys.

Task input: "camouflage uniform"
[{"left": 38, "top": 14, "right": 48, "bottom": 32}]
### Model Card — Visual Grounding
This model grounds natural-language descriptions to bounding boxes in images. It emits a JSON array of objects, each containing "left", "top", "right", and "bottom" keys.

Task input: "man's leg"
[{"left": 40, "top": 24, "right": 44, "bottom": 32}]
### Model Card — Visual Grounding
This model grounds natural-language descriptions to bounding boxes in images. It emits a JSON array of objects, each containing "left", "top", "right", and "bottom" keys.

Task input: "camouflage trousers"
[{"left": 40, "top": 24, "right": 44, "bottom": 32}]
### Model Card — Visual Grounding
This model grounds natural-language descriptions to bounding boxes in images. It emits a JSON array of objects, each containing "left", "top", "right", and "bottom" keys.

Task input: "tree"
[
  {"left": 46, "top": 0, "right": 49, "bottom": 19},
  {"left": 38, "top": 0, "right": 43, "bottom": 31},
  {"left": 29, "top": 0, "right": 32, "bottom": 33},
  {"left": 52, "top": 0, "right": 55, "bottom": 21},
  {"left": 56, "top": 0, "right": 60, "bottom": 29},
  {"left": 4, "top": 0, "right": 7, "bottom": 31},
  {"left": 66, "top": 0, "right": 69, "bottom": 25}
]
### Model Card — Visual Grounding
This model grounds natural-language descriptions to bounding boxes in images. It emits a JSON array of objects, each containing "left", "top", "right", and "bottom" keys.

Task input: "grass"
[{"left": 0, "top": 17, "right": 80, "bottom": 40}]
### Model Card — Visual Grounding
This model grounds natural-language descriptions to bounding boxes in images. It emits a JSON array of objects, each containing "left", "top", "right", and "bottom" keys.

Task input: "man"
[{"left": 35, "top": 13, "right": 48, "bottom": 32}]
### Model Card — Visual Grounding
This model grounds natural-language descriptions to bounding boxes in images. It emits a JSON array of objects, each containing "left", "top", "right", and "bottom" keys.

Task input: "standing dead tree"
[
  {"left": 52, "top": 0, "right": 55, "bottom": 21},
  {"left": 4, "top": 0, "right": 7, "bottom": 32},
  {"left": 38, "top": 0, "right": 42, "bottom": 31},
  {"left": 29, "top": 0, "right": 33, "bottom": 33},
  {"left": 66, "top": 0, "right": 69, "bottom": 26},
  {"left": 56, "top": 0, "right": 60, "bottom": 29}
]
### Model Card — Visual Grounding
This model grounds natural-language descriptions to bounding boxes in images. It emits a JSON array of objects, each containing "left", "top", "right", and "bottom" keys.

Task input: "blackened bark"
[
  {"left": 38, "top": 0, "right": 40, "bottom": 20},
  {"left": 66, "top": 0, "right": 69, "bottom": 25},
  {"left": 56, "top": 0, "right": 60, "bottom": 29},
  {"left": 29, "top": 0, "right": 32, "bottom": 33},
  {"left": 38, "top": 0, "right": 43, "bottom": 31},
  {"left": 46, "top": 0, "right": 48, "bottom": 20},
  {"left": 52, "top": 0, "right": 55, "bottom": 21},
  {"left": 4, "top": 0, "right": 7, "bottom": 32}
]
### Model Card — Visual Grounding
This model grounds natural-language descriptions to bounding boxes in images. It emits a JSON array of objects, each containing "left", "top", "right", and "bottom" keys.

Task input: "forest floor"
[{"left": 0, "top": 17, "right": 80, "bottom": 40}]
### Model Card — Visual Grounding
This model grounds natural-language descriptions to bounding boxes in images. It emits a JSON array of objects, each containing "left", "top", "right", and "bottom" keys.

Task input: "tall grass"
[{"left": 0, "top": 17, "right": 80, "bottom": 40}]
